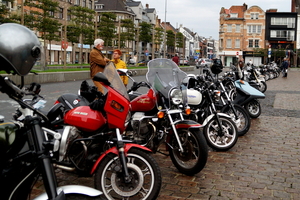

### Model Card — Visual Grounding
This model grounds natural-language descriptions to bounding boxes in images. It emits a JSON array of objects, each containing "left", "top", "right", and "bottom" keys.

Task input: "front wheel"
[
  {"left": 221, "top": 104, "right": 251, "bottom": 136},
  {"left": 94, "top": 148, "right": 161, "bottom": 200},
  {"left": 169, "top": 128, "right": 208, "bottom": 176},
  {"left": 204, "top": 116, "right": 238, "bottom": 151},
  {"left": 258, "top": 81, "right": 267, "bottom": 93},
  {"left": 245, "top": 99, "right": 261, "bottom": 118}
]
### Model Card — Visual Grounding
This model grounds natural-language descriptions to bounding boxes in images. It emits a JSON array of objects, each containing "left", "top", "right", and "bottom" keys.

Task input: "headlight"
[{"left": 170, "top": 89, "right": 183, "bottom": 105}]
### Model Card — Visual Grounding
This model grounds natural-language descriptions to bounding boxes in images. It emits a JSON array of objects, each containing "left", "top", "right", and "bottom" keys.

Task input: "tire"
[
  {"left": 258, "top": 81, "right": 267, "bottom": 93},
  {"left": 94, "top": 148, "right": 161, "bottom": 200},
  {"left": 169, "top": 128, "right": 208, "bottom": 176},
  {"left": 203, "top": 116, "right": 238, "bottom": 151},
  {"left": 245, "top": 99, "right": 261, "bottom": 118},
  {"left": 221, "top": 104, "right": 251, "bottom": 136}
]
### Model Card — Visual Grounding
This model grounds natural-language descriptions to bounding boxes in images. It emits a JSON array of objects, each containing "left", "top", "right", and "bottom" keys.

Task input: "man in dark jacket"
[
  {"left": 89, "top": 39, "right": 110, "bottom": 92},
  {"left": 281, "top": 58, "right": 289, "bottom": 78}
]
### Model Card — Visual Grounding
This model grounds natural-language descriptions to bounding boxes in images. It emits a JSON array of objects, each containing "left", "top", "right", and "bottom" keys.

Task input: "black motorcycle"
[{"left": 0, "top": 76, "right": 102, "bottom": 200}]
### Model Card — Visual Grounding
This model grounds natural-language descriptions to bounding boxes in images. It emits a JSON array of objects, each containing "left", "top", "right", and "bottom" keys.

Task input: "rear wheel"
[
  {"left": 94, "top": 148, "right": 161, "bottom": 200},
  {"left": 221, "top": 104, "right": 251, "bottom": 136},
  {"left": 204, "top": 116, "right": 238, "bottom": 151},
  {"left": 169, "top": 128, "right": 208, "bottom": 176}
]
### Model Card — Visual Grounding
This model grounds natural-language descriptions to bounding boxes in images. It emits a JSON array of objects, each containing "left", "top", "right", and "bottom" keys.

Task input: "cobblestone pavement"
[{"left": 31, "top": 69, "right": 300, "bottom": 200}]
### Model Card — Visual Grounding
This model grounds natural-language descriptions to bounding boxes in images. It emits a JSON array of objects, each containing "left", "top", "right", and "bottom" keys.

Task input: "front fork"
[
  {"left": 166, "top": 110, "right": 185, "bottom": 152},
  {"left": 115, "top": 128, "right": 131, "bottom": 183}
]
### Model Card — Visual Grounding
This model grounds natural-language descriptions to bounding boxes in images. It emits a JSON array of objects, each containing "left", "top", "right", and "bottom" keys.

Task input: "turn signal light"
[
  {"left": 157, "top": 111, "right": 164, "bottom": 118},
  {"left": 239, "top": 80, "right": 245, "bottom": 84},
  {"left": 185, "top": 107, "right": 191, "bottom": 115}
]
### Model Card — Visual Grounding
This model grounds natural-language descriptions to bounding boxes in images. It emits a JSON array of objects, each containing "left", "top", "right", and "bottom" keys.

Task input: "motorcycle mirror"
[{"left": 93, "top": 72, "right": 111, "bottom": 86}]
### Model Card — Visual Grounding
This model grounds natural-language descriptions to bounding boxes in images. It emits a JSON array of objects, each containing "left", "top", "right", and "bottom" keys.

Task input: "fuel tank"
[
  {"left": 130, "top": 89, "right": 156, "bottom": 112},
  {"left": 187, "top": 89, "right": 202, "bottom": 105},
  {"left": 64, "top": 106, "right": 107, "bottom": 132}
]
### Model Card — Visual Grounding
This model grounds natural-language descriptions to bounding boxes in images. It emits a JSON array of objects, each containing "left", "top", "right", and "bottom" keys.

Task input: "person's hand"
[{"left": 104, "top": 57, "right": 110, "bottom": 62}]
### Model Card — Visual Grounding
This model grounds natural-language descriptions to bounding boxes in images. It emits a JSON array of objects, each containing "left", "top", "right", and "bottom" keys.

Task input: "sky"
[{"left": 139, "top": 0, "right": 292, "bottom": 39}]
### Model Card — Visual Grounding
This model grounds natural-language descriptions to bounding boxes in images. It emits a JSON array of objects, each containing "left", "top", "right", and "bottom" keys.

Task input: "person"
[
  {"left": 247, "top": 59, "right": 252, "bottom": 66},
  {"left": 112, "top": 49, "right": 128, "bottom": 87},
  {"left": 172, "top": 54, "right": 179, "bottom": 66},
  {"left": 237, "top": 58, "right": 244, "bottom": 79},
  {"left": 281, "top": 57, "right": 289, "bottom": 78},
  {"left": 89, "top": 38, "right": 110, "bottom": 93}
]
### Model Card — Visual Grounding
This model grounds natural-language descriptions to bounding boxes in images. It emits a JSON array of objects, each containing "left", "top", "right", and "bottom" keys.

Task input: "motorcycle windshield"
[
  {"left": 102, "top": 62, "right": 129, "bottom": 100},
  {"left": 146, "top": 58, "right": 188, "bottom": 102}
]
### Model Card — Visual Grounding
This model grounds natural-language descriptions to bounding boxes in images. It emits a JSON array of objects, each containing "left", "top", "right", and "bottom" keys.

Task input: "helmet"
[
  {"left": 210, "top": 59, "right": 223, "bottom": 74},
  {"left": 0, "top": 23, "right": 41, "bottom": 76}
]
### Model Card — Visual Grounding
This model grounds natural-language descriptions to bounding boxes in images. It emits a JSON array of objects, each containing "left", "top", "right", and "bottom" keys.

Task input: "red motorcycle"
[
  {"left": 119, "top": 58, "right": 208, "bottom": 176},
  {"left": 45, "top": 62, "right": 162, "bottom": 200}
]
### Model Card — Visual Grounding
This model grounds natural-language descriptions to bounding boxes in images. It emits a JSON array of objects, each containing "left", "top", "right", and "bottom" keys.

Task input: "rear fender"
[
  {"left": 34, "top": 185, "right": 102, "bottom": 200},
  {"left": 90, "top": 143, "right": 152, "bottom": 174}
]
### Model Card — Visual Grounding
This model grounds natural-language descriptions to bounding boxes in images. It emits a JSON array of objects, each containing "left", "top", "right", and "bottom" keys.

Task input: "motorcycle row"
[{"left": 0, "top": 25, "right": 271, "bottom": 199}]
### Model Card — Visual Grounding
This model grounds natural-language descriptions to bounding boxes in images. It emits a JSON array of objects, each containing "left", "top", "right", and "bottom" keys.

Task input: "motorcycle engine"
[
  {"left": 128, "top": 112, "right": 154, "bottom": 145},
  {"left": 58, "top": 126, "right": 80, "bottom": 162}
]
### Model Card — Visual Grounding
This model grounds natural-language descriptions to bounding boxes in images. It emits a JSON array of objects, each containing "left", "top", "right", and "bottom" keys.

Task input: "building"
[
  {"left": 265, "top": 9, "right": 297, "bottom": 66},
  {"left": 219, "top": 3, "right": 266, "bottom": 66}
]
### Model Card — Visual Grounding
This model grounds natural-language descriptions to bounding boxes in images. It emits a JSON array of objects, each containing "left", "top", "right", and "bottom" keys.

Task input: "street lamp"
[{"left": 163, "top": 0, "right": 167, "bottom": 58}]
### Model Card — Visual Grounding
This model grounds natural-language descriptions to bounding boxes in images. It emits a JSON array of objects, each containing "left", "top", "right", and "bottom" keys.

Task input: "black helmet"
[
  {"left": 0, "top": 23, "right": 41, "bottom": 76},
  {"left": 211, "top": 58, "right": 223, "bottom": 74}
]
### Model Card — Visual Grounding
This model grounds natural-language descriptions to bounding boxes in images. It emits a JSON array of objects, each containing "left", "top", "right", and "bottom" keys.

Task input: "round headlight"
[{"left": 170, "top": 89, "right": 183, "bottom": 105}]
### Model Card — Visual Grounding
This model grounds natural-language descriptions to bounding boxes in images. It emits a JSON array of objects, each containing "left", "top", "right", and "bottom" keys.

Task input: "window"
[
  {"left": 67, "top": 10, "right": 71, "bottom": 20},
  {"left": 251, "top": 13, "right": 259, "bottom": 19},
  {"left": 59, "top": 7, "right": 63, "bottom": 19},
  {"left": 271, "top": 17, "right": 296, "bottom": 28},
  {"left": 230, "top": 13, "right": 238, "bottom": 18},
  {"left": 83, "top": 0, "right": 86, "bottom": 7},
  {"left": 226, "top": 39, "right": 232, "bottom": 48},
  {"left": 255, "top": 39, "right": 259, "bottom": 48},
  {"left": 96, "top": 4, "right": 104, "bottom": 9},
  {"left": 236, "top": 24, "right": 241, "bottom": 33},
  {"left": 227, "top": 24, "right": 232, "bottom": 32},
  {"left": 235, "top": 39, "right": 240, "bottom": 48},
  {"left": 88, "top": 0, "right": 92, "bottom": 9},
  {"left": 220, "top": 39, "right": 223, "bottom": 48},
  {"left": 270, "top": 30, "right": 295, "bottom": 40},
  {"left": 247, "top": 25, "right": 262, "bottom": 33},
  {"left": 249, "top": 39, "right": 253, "bottom": 48},
  {"left": 75, "top": 0, "right": 80, "bottom": 5}
]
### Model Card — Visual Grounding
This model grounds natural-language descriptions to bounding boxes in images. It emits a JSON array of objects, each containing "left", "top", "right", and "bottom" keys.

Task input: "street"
[{"left": 1, "top": 68, "right": 300, "bottom": 199}]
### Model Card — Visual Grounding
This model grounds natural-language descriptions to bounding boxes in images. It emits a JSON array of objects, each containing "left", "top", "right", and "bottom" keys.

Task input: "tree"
[
  {"left": 98, "top": 12, "right": 116, "bottom": 55},
  {"left": 166, "top": 30, "right": 175, "bottom": 54},
  {"left": 138, "top": 22, "right": 152, "bottom": 57},
  {"left": 154, "top": 27, "right": 163, "bottom": 52},
  {"left": 119, "top": 19, "right": 135, "bottom": 49},
  {"left": 175, "top": 32, "right": 184, "bottom": 52},
  {"left": 69, "top": 6, "right": 95, "bottom": 64},
  {"left": 24, "top": 0, "right": 62, "bottom": 69},
  {"left": 0, "top": 0, "right": 14, "bottom": 24}
]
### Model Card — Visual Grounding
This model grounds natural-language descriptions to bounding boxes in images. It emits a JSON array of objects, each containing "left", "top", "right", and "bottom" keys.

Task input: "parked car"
[
  {"left": 180, "top": 59, "right": 189, "bottom": 66},
  {"left": 196, "top": 58, "right": 212, "bottom": 69}
]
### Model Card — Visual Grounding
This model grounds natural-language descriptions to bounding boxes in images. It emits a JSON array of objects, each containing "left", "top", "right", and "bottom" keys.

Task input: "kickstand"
[{"left": 157, "top": 149, "right": 169, "bottom": 156}]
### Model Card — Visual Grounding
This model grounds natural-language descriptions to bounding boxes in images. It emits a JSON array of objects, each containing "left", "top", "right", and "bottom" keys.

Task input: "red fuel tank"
[
  {"left": 64, "top": 106, "right": 106, "bottom": 132},
  {"left": 131, "top": 89, "right": 156, "bottom": 112}
]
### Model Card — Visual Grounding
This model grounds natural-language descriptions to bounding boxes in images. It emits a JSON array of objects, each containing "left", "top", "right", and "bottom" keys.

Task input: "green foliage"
[
  {"left": 119, "top": 18, "right": 135, "bottom": 48},
  {"left": 98, "top": 12, "right": 117, "bottom": 47},
  {"left": 176, "top": 32, "right": 184, "bottom": 48},
  {"left": 0, "top": 1, "right": 15, "bottom": 24},
  {"left": 139, "top": 22, "right": 152, "bottom": 43},
  {"left": 67, "top": 25, "right": 80, "bottom": 44},
  {"left": 166, "top": 30, "right": 175, "bottom": 47},
  {"left": 154, "top": 27, "right": 163, "bottom": 46}
]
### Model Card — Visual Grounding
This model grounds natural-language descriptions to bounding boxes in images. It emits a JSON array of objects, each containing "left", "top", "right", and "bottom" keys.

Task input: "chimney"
[
  {"left": 243, "top": 3, "right": 248, "bottom": 12},
  {"left": 266, "top": 9, "right": 278, "bottom": 12}
]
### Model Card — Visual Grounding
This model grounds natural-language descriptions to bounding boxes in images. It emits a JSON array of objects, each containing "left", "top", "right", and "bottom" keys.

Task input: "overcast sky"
[{"left": 139, "top": 0, "right": 292, "bottom": 39}]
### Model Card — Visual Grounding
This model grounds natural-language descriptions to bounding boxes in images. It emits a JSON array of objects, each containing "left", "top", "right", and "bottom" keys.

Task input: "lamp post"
[{"left": 163, "top": 0, "right": 167, "bottom": 58}]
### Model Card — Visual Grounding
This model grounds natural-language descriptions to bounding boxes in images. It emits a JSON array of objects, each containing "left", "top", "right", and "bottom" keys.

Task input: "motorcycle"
[
  {"left": 244, "top": 64, "right": 267, "bottom": 93},
  {"left": 233, "top": 79, "right": 265, "bottom": 118},
  {"left": 0, "top": 76, "right": 102, "bottom": 200},
  {"left": 185, "top": 74, "right": 239, "bottom": 151},
  {"left": 45, "top": 62, "right": 162, "bottom": 200},
  {"left": 122, "top": 58, "right": 208, "bottom": 176}
]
